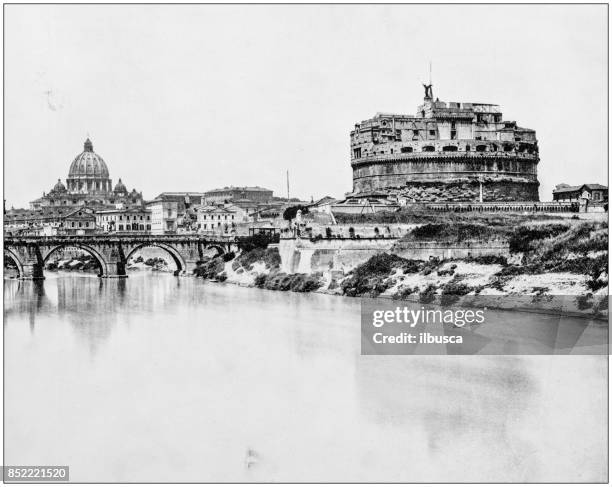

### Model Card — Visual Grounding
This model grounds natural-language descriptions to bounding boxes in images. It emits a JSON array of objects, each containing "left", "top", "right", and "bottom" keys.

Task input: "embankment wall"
[{"left": 276, "top": 237, "right": 509, "bottom": 274}]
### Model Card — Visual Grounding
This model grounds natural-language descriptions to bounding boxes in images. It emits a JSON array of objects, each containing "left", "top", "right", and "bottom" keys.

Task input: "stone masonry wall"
[{"left": 397, "top": 181, "right": 540, "bottom": 202}]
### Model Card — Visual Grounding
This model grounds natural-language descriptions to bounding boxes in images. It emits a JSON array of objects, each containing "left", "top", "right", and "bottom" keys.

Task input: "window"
[
  {"left": 400, "top": 147, "right": 413, "bottom": 153},
  {"left": 442, "top": 146, "right": 458, "bottom": 152},
  {"left": 422, "top": 145, "right": 435, "bottom": 152},
  {"left": 429, "top": 130, "right": 435, "bottom": 136},
  {"left": 476, "top": 145, "right": 487, "bottom": 152}
]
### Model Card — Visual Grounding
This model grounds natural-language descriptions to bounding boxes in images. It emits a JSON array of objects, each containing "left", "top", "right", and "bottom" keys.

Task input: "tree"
[{"left": 282, "top": 205, "right": 309, "bottom": 221}]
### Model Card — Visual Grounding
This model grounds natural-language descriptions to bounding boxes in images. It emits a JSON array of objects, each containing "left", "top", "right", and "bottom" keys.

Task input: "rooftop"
[
  {"left": 553, "top": 184, "right": 608, "bottom": 193},
  {"left": 96, "top": 208, "right": 151, "bottom": 214},
  {"left": 204, "top": 186, "right": 273, "bottom": 193}
]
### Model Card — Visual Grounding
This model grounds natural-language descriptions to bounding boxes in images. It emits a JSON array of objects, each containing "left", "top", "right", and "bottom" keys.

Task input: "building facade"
[
  {"left": 29, "top": 138, "right": 144, "bottom": 210},
  {"left": 4, "top": 206, "right": 98, "bottom": 236},
  {"left": 195, "top": 203, "right": 248, "bottom": 234},
  {"left": 146, "top": 200, "right": 178, "bottom": 234},
  {"left": 350, "top": 85, "right": 540, "bottom": 202},
  {"left": 96, "top": 208, "right": 152, "bottom": 232},
  {"left": 553, "top": 184, "right": 608, "bottom": 203},
  {"left": 151, "top": 192, "right": 207, "bottom": 232},
  {"left": 203, "top": 186, "right": 273, "bottom": 204},
  {"left": 61, "top": 207, "right": 97, "bottom": 235}
]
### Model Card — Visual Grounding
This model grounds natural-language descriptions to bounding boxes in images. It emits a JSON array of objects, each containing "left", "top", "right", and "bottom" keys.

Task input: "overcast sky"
[{"left": 4, "top": 4, "right": 608, "bottom": 208}]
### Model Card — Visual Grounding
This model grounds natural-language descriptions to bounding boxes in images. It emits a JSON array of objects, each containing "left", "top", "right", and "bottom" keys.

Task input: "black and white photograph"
[{"left": 2, "top": 2, "right": 609, "bottom": 484}]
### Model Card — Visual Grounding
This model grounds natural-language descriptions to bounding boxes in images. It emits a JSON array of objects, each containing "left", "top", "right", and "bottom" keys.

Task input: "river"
[{"left": 3, "top": 273, "right": 608, "bottom": 482}]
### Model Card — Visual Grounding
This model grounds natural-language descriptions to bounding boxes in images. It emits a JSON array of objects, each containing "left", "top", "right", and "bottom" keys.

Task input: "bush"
[
  {"left": 440, "top": 279, "right": 473, "bottom": 305},
  {"left": 489, "top": 276, "right": 508, "bottom": 292},
  {"left": 255, "top": 272, "right": 322, "bottom": 293},
  {"left": 393, "top": 286, "right": 417, "bottom": 300},
  {"left": 193, "top": 257, "right": 225, "bottom": 278},
  {"left": 508, "top": 224, "right": 570, "bottom": 252},
  {"left": 419, "top": 284, "right": 437, "bottom": 303},
  {"left": 282, "top": 205, "right": 309, "bottom": 221},
  {"left": 238, "top": 233, "right": 277, "bottom": 252},
  {"left": 291, "top": 274, "right": 322, "bottom": 292},
  {"left": 145, "top": 257, "right": 168, "bottom": 267},
  {"left": 341, "top": 253, "right": 409, "bottom": 297},
  {"left": 464, "top": 255, "right": 508, "bottom": 266},
  {"left": 254, "top": 273, "right": 267, "bottom": 287},
  {"left": 403, "top": 223, "right": 504, "bottom": 243},
  {"left": 233, "top": 247, "right": 281, "bottom": 271},
  {"left": 402, "top": 260, "right": 424, "bottom": 274}
]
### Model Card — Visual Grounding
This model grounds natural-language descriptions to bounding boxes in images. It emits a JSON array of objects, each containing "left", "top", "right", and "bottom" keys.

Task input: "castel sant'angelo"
[{"left": 350, "top": 84, "right": 540, "bottom": 202}]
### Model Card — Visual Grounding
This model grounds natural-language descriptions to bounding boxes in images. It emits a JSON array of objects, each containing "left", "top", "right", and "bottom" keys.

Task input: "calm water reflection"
[{"left": 4, "top": 273, "right": 608, "bottom": 482}]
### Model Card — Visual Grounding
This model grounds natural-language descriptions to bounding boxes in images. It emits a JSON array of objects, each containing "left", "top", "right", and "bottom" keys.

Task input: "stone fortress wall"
[{"left": 350, "top": 87, "right": 540, "bottom": 201}]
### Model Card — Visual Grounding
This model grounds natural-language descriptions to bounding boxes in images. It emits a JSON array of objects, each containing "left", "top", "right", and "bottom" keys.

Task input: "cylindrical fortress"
[{"left": 350, "top": 88, "right": 540, "bottom": 202}]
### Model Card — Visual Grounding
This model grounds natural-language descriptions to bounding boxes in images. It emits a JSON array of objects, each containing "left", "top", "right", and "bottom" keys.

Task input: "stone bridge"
[{"left": 4, "top": 234, "right": 241, "bottom": 279}]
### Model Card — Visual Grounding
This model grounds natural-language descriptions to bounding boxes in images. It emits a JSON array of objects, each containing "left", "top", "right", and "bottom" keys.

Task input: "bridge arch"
[
  {"left": 41, "top": 244, "right": 109, "bottom": 277},
  {"left": 4, "top": 248, "right": 25, "bottom": 278},
  {"left": 124, "top": 243, "right": 187, "bottom": 273},
  {"left": 204, "top": 244, "right": 226, "bottom": 257}
]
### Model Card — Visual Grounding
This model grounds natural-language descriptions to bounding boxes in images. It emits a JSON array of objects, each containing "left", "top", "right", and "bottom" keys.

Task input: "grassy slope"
[{"left": 345, "top": 219, "right": 608, "bottom": 298}]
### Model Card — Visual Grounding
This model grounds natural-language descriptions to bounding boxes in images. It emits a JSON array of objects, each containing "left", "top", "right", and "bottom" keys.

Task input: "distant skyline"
[{"left": 4, "top": 4, "right": 608, "bottom": 208}]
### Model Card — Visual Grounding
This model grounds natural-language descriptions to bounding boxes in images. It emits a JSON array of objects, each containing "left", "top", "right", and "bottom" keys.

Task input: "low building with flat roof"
[
  {"left": 552, "top": 183, "right": 608, "bottom": 203},
  {"left": 195, "top": 203, "right": 248, "bottom": 235},
  {"left": 96, "top": 207, "right": 152, "bottom": 233},
  {"left": 203, "top": 186, "right": 273, "bottom": 204}
]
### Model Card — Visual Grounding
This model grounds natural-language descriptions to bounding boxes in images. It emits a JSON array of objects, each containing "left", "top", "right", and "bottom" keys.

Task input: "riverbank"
[{"left": 193, "top": 217, "right": 608, "bottom": 318}]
